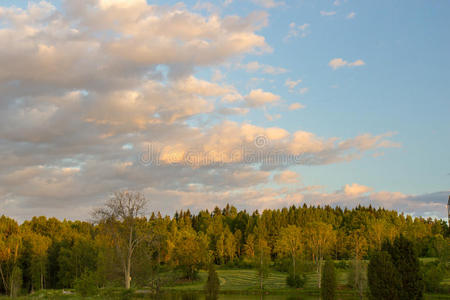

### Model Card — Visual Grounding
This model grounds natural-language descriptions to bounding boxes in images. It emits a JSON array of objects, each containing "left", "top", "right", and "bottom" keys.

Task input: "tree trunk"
[
  {"left": 0, "top": 265, "right": 8, "bottom": 296},
  {"left": 292, "top": 255, "right": 296, "bottom": 277},
  {"left": 318, "top": 258, "right": 322, "bottom": 288},
  {"left": 125, "top": 255, "right": 131, "bottom": 289},
  {"left": 125, "top": 224, "right": 133, "bottom": 289},
  {"left": 259, "top": 248, "right": 263, "bottom": 291}
]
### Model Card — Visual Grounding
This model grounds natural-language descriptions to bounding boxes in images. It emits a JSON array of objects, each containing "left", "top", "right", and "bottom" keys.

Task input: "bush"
[
  {"left": 335, "top": 260, "right": 349, "bottom": 270},
  {"left": 286, "top": 273, "right": 306, "bottom": 288},
  {"left": 74, "top": 271, "right": 98, "bottom": 296},
  {"left": 422, "top": 262, "right": 445, "bottom": 292},
  {"left": 120, "top": 288, "right": 135, "bottom": 300}
]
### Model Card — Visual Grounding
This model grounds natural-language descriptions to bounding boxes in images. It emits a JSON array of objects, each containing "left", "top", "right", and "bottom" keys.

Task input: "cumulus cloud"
[
  {"left": 329, "top": 58, "right": 366, "bottom": 70},
  {"left": 344, "top": 183, "right": 373, "bottom": 196},
  {"left": 0, "top": 1, "right": 407, "bottom": 221},
  {"left": 244, "top": 89, "right": 281, "bottom": 107},
  {"left": 274, "top": 170, "right": 300, "bottom": 184}
]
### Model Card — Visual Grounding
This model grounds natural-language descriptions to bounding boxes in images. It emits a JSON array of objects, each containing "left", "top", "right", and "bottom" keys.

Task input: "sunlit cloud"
[{"left": 329, "top": 58, "right": 366, "bottom": 70}]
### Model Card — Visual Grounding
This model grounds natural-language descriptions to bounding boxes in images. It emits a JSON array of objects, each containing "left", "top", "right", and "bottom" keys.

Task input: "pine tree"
[
  {"left": 321, "top": 259, "right": 336, "bottom": 300},
  {"left": 204, "top": 264, "right": 220, "bottom": 300}
]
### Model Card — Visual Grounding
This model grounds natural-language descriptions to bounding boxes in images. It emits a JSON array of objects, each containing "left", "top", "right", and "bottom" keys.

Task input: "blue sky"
[
  {"left": 195, "top": 0, "right": 450, "bottom": 194},
  {"left": 0, "top": 0, "right": 448, "bottom": 220}
]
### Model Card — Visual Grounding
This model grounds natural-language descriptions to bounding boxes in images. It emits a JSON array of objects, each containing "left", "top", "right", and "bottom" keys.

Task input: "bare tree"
[{"left": 92, "top": 191, "right": 148, "bottom": 289}]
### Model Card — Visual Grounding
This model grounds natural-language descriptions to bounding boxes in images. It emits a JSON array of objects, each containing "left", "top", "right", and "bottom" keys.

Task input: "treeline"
[{"left": 0, "top": 191, "right": 449, "bottom": 296}]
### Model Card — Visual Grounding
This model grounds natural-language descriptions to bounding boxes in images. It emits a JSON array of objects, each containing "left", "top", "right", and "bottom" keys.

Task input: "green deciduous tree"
[
  {"left": 204, "top": 264, "right": 220, "bottom": 299},
  {"left": 347, "top": 258, "right": 367, "bottom": 300}
]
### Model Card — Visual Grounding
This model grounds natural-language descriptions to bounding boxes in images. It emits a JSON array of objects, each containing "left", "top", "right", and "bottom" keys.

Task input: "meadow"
[{"left": 3, "top": 265, "right": 449, "bottom": 300}]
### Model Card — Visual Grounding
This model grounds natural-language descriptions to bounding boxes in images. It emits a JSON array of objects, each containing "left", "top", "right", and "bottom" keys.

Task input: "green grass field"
[
  {"left": 164, "top": 264, "right": 450, "bottom": 298},
  {"left": 164, "top": 268, "right": 367, "bottom": 295},
  {"left": 1, "top": 259, "right": 449, "bottom": 299}
]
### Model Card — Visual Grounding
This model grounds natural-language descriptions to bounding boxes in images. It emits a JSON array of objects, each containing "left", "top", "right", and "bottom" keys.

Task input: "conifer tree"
[
  {"left": 321, "top": 259, "right": 336, "bottom": 300},
  {"left": 384, "top": 235, "right": 424, "bottom": 300},
  {"left": 367, "top": 251, "right": 401, "bottom": 300}
]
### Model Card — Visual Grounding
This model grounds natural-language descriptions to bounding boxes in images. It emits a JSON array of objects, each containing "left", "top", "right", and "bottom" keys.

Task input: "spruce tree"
[
  {"left": 321, "top": 259, "right": 336, "bottom": 300},
  {"left": 367, "top": 251, "right": 401, "bottom": 300},
  {"left": 386, "top": 235, "right": 424, "bottom": 300}
]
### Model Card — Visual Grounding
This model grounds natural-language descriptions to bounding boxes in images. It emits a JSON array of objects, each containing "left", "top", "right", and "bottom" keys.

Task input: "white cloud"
[
  {"left": 274, "top": 170, "right": 300, "bottom": 184},
  {"left": 194, "top": 2, "right": 219, "bottom": 13},
  {"left": 320, "top": 11, "right": 336, "bottom": 16},
  {"left": 285, "top": 79, "right": 302, "bottom": 89},
  {"left": 245, "top": 89, "right": 281, "bottom": 107},
  {"left": 0, "top": 1, "right": 406, "bottom": 220},
  {"left": 348, "top": 59, "right": 365, "bottom": 67},
  {"left": 329, "top": 58, "right": 366, "bottom": 70},
  {"left": 346, "top": 12, "right": 356, "bottom": 19},
  {"left": 299, "top": 87, "right": 309, "bottom": 94},
  {"left": 344, "top": 183, "right": 373, "bottom": 196},
  {"left": 212, "top": 70, "right": 225, "bottom": 82},
  {"left": 251, "top": 0, "right": 284, "bottom": 8},
  {"left": 288, "top": 103, "right": 305, "bottom": 110},
  {"left": 284, "top": 22, "right": 310, "bottom": 41},
  {"left": 238, "top": 61, "right": 288, "bottom": 75},
  {"left": 329, "top": 58, "right": 348, "bottom": 70}
]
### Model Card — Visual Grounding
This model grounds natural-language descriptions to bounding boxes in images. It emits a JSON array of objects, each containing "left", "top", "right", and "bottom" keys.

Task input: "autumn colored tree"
[
  {"left": 303, "top": 222, "right": 336, "bottom": 288},
  {"left": 173, "top": 229, "right": 208, "bottom": 280},
  {"left": 21, "top": 231, "right": 51, "bottom": 290},
  {"left": 0, "top": 216, "right": 22, "bottom": 297},
  {"left": 275, "top": 225, "right": 302, "bottom": 277},
  {"left": 0, "top": 204, "right": 448, "bottom": 296}
]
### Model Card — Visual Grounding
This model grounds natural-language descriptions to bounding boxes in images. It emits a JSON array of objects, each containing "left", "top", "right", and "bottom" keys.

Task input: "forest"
[{"left": 0, "top": 191, "right": 449, "bottom": 298}]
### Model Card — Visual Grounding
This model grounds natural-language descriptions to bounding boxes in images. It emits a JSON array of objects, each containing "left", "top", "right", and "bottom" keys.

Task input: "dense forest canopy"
[{"left": 0, "top": 202, "right": 449, "bottom": 294}]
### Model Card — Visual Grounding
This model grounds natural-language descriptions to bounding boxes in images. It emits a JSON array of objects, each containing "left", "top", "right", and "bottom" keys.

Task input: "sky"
[{"left": 0, "top": 0, "right": 449, "bottom": 221}]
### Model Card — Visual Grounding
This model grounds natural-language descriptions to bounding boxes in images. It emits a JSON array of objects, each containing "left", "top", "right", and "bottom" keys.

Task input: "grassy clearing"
[
  {"left": 164, "top": 268, "right": 353, "bottom": 295},
  {"left": 164, "top": 264, "right": 450, "bottom": 298}
]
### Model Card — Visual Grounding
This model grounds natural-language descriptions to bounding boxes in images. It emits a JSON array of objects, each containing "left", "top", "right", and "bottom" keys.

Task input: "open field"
[
  {"left": 1, "top": 259, "right": 449, "bottom": 299},
  {"left": 164, "top": 266, "right": 450, "bottom": 299},
  {"left": 1, "top": 266, "right": 449, "bottom": 300}
]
